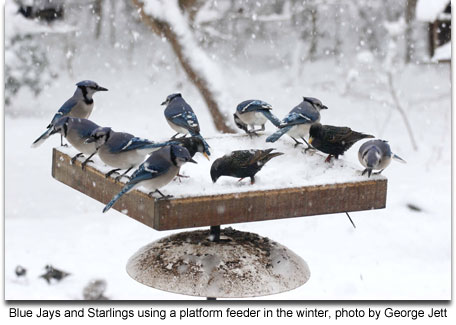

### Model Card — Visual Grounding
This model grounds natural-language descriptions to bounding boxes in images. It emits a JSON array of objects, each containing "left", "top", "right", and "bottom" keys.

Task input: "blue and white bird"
[
  {"left": 266, "top": 97, "right": 328, "bottom": 146},
  {"left": 162, "top": 93, "right": 210, "bottom": 156},
  {"left": 233, "top": 99, "right": 281, "bottom": 135},
  {"left": 50, "top": 117, "right": 100, "bottom": 169},
  {"left": 85, "top": 127, "right": 176, "bottom": 181},
  {"left": 32, "top": 80, "right": 108, "bottom": 147},
  {"left": 358, "top": 139, "right": 406, "bottom": 177},
  {"left": 103, "top": 145, "right": 196, "bottom": 213}
]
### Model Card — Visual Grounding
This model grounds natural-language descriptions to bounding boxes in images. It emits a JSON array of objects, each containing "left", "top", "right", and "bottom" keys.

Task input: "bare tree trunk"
[
  {"left": 308, "top": 7, "right": 318, "bottom": 62},
  {"left": 94, "top": 0, "right": 104, "bottom": 39},
  {"left": 405, "top": 0, "right": 417, "bottom": 63},
  {"left": 110, "top": 0, "right": 117, "bottom": 46},
  {"left": 131, "top": 0, "right": 235, "bottom": 133}
]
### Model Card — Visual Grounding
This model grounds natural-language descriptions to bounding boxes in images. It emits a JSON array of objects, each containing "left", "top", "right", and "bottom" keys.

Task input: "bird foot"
[
  {"left": 115, "top": 174, "right": 131, "bottom": 182},
  {"left": 105, "top": 169, "right": 120, "bottom": 178},
  {"left": 61, "top": 143, "right": 69, "bottom": 148},
  {"left": 303, "top": 146, "right": 316, "bottom": 154},
  {"left": 175, "top": 174, "right": 190, "bottom": 183},
  {"left": 157, "top": 195, "right": 173, "bottom": 201},
  {"left": 81, "top": 159, "right": 94, "bottom": 170},
  {"left": 324, "top": 155, "right": 333, "bottom": 163}
]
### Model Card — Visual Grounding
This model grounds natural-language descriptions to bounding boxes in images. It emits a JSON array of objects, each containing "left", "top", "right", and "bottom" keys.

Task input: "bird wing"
[
  {"left": 318, "top": 125, "right": 354, "bottom": 143},
  {"left": 279, "top": 111, "right": 313, "bottom": 127},
  {"left": 168, "top": 110, "right": 200, "bottom": 134},
  {"left": 119, "top": 137, "right": 155, "bottom": 152},
  {"left": 128, "top": 158, "right": 171, "bottom": 186},
  {"left": 106, "top": 132, "right": 136, "bottom": 153},
  {"left": 237, "top": 100, "right": 272, "bottom": 113},
  {"left": 49, "top": 97, "right": 79, "bottom": 126}
]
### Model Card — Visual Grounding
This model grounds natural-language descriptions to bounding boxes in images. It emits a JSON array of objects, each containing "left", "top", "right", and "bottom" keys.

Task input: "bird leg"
[
  {"left": 301, "top": 137, "right": 312, "bottom": 149},
  {"left": 290, "top": 137, "right": 303, "bottom": 147},
  {"left": 176, "top": 173, "right": 190, "bottom": 182},
  {"left": 60, "top": 134, "right": 68, "bottom": 147},
  {"left": 170, "top": 133, "right": 180, "bottom": 139},
  {"left": 81, "top": 152, "right": 96, "bottom": 170},
  {"left": 70, "top": 153, "right": 84, "bottom": 164},
  {"left": 105, "top": 168, "right": 121, "bottom": 178},
  {"left": 248, "top": 124, "right": 265, "bottom": 135},
  {"left": 149, "top": 189, "right": 173, "bottom": 200},
  {"left": 373, "top": 169, "right": 384, "bottom": 176},
  {"left": 250, "top": 176, "right": 255, "bottom": 185},
  {"left": 237, "top": 178, "right": 245, "bottom": 182},
  {"left": 115, "top": 167, "right": 132, "bottom": 182},
  {"left": 324, "top": 155, "right": 334, "bottom": 163}
]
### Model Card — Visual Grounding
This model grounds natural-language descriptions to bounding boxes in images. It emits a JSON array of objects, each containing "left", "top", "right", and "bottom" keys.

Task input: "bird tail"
[
  {"left": 103, "top": 182, "right": 136, "bottom": 213},
  {"left": 193, "top": 134, "right": 211, "bottom": 157},
  {"left": 362, "top": 167, "right": 373, "bottom": 178},
  {"left": 134, "top": 140, "right": 179, "bottom": 154},
  {"left": 31, "top": 128, "right": 53, "bottom": 148},
  {"left": 392, "top": 153, "right": 406, "bottom": 163},
  {"left": 265, "top": 126, "right": 292, "bottom": 143},
  {"left": 261, "top": 110, "right": 281, "bottom": 127}
]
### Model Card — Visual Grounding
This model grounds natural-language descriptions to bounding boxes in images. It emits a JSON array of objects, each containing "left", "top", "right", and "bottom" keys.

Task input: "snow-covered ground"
[{"left": 5, "top": 57, "right": 450, "bottom": 299}]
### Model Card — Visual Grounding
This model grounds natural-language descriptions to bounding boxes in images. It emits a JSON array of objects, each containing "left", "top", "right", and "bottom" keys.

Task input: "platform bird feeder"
[{"left": 51, "top": 134, "right": 387, "bottom": 299}]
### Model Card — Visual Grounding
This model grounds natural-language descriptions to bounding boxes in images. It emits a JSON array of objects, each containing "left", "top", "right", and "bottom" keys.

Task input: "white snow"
[
  {"left": 432, "top": 41, "right": 451, "bottom": 62},
  {"left": 416, "top": 0, "right": 450, "bottom": 22}
]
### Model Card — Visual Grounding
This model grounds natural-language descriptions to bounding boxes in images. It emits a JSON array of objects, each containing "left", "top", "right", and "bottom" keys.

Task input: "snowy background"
[{"left": 4, "top": 0, "right": 451, "bottom": 300}]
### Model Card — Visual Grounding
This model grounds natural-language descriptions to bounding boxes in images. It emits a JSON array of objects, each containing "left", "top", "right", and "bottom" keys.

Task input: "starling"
[
  {"left": 172, "top": 136, "right": 210, "bottom": 160},
  {"left": 210, "top": 149, "right": 283, "bottom": 184},
  {"left": 309, "top": 123, "right": 374, "bottom": 162},
  {"left": 40, "top": 265, "right": 71, "bottom": 284}
]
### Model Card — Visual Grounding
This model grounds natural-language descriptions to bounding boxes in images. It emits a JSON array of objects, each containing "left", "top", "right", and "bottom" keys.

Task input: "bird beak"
[
  {"left": 308, "top": 137, "right": 314, "bottom": 144},
  {"left": 203, "top": 152, "right": 210, "bottom": 161},
  {"left": 97, "top": 86, "right": 108, "bottom": 91},
  {"left": 322, "top": 105, "right": 328, "bottom": 110},
  {"left": 161, "top": 100, "right": 167, "bottom": 105},
  {"left": 189, "top": 158, "right": 197, "bottom": 164}
]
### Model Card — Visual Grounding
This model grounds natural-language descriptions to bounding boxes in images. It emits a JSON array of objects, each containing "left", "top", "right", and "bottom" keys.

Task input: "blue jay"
[
  {"left": 266, "top": 97, "right": 328, "bottom": 147},
  {"left": 103, "top": 145, "right": 196, "bottom": 212},
  {"left": 358, "top": 139, "right": 406, "bottom": 177},
  {"left": 233, "top": 99, "right": 281, "bottom": 135},
  {"left": 32, "top": 80, "right": 108, "bottom": 147},
  {"left": 85, "top": 127, "right": 176, "bottom": 181},
  {"left": 50, "top": 117, "right": 100, "bottom": 169},
  {"left": 161, "top": 93, "right": 211, "bottom": 157}
]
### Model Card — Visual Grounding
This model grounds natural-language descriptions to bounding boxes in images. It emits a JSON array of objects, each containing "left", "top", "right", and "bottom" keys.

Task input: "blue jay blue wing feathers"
[
  {"left": 167, "top": 111, "right": 200, "bottom": 135},
  {"left": 103, "top": 159, "right": 171, "bottom": 213},
  {"left": 49, "top": 97, "right": 79, "bottom": 126},
  {"left": 119, "top": 137, "right": 158, "bottom": 152},
  {"left": 105, "top": 132, "right": 136, "bottom": 153},
  {"left": 236, "top": 100, "right": 272, "bottom": 113},
  {"left": 280, "top": 109, "right": 318, "bottom": 127}
]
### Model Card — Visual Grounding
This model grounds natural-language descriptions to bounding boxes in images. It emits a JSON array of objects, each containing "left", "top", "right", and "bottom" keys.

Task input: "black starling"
[
  {"left": 40, "top": 265, "right": 71, "bottom": 284},
  {"left": 15, "top": 265, "right": 27, "bottom": 277},
  {"left": 309, "top": 123, "right": 374, "bottom": 162},
  {"left": 172, "top": 136, "right": 210, "bottom": 160},
  {"left": 210, "top": 149, "right": 283, "bottom": 184}
]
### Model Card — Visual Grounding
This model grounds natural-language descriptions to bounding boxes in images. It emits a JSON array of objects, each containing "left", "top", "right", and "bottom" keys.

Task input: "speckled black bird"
[
  {"left": 210, "top": 149, "right": 283, "bottom": 184},
  {"left": 172, "top": 136, "right": 210, "bottom": 160},
  {"left": 309, "top": 123, "right": 374, "bottom": 162},
  {"left": 40, "top": 265, "right": 71, "bottom": 284}
]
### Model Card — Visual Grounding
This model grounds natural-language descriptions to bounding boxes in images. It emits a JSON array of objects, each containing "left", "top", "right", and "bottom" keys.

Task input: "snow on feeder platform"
[
  {"left": 51, "top": 134, "right": 387, "bottom": 231},
  {"left": 51, "top": 134, "right": 387, "bottom": 298}
]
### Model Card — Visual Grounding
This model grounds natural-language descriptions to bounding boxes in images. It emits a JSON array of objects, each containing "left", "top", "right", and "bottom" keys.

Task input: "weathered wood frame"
[{"left": 52, "top": 148, "right": 387, "bottom": 231}]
